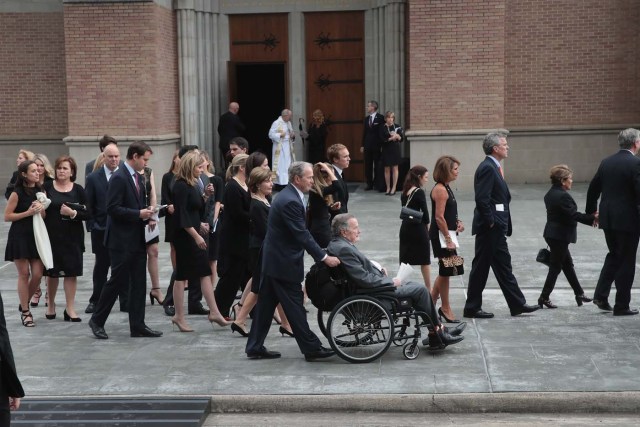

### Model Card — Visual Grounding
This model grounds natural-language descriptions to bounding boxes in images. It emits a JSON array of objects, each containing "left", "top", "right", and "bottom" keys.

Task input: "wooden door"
[{"left": 305, "top": 11, "right": 365, "bottom": 181}]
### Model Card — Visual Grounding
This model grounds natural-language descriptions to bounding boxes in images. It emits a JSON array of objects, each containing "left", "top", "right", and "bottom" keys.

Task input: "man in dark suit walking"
[
  {"left": 327, "top": 143, "right": 350, "bottom": 218},
  {"left": 361, "top": 100, "right": 384, "bottom": 191},
  {"left": 84, "top": 143, "right": 128, "bottom": 314},
  {"left": 0, "top": 291, "right": 24, "bottom": 424},
  {"left": 246, "top": 161, "right": 341, "bottom": 360},
  {"left": 217, "top": 102, "right": 245, "bottom": 169},
  {"left": 463, "top": 132, "right": 539, "bottom": 318},
  {"left": 586, "top": 128, "right": 640, "bottom": 316},
  {"left": 89, "top": 141, "right": 162, "bottom": 339}
]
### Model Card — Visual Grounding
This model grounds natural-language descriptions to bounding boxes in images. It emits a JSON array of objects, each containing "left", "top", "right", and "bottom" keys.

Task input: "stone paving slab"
[{"left": 1, "top": 183, "right": 639, "bottom": 398}]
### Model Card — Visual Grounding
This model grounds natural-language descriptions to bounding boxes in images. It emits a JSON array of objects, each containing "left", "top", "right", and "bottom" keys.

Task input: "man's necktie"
[
  {"left": 369, "top": 116, "right": 373, "bottom": 127},
  {"left": 498, "top": 166, "right": 504, "bottom": 179}
]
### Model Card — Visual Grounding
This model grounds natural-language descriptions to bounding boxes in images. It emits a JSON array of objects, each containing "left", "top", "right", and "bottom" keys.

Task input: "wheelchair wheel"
[
  {"left": 403, "top": 342, "right": 420, "bottom": 360},
  {"left": 392, "top": 326, "right": 409, "bottom": 346},
  {"left": 327, "top": 295, "right": 393, "bottom": 363},
  {"left": 317, "top": 309, "right": 330, "bottom": 338}
]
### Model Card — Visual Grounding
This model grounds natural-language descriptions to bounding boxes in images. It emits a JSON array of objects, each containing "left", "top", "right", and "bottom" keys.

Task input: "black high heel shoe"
[
  {"left": 63, "top": 310, "right": 82, "bottom": 322},
  {"left": 438, "top": 307, "right": 461, "bottom": 323},
  {"left": 575, "top": 294, "right": 592, "bottom": 307},
  {"left": 149, "top": 288, "right": 165, "bottom": 305},
  {"left": 279, "top": 326, "right": 294, "bottom": 337},
  {"left": 45, "top": 312, "right": 56, "bottom": 320},
  {"left": 231, "top": 322, "right": 249, "bottom": 337},
  {"left": 537, "top": 298, "right": 557, "bottom": 309}
]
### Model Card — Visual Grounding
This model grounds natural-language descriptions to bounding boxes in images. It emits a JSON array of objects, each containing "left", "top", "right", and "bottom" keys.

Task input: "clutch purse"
[
  {"left": 536, "top": 248, "right": 551, "bottom": 266},
  {"left": 438, "top": 255, "right": 464, "bottom": 277},
  {"left": 62, "top": 202, "right": 87, "bottom": 220}
]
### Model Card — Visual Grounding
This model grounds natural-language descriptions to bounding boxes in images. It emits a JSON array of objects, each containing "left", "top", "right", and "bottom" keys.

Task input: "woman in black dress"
[
  {"left": 215, "top": 153, "right": 251, "bottom": 318},
  {"left": 307, "top": 162, "right": 341, "bottom": 248},
  {"left": 429, "top": 156, "right": 465, "bottom": 323},
  {"left": 399, "top": 165, "right": 431, "bottom": 291},
  {"left": 307, "top": 109, "right": 328, "bottom": 164},
  {"left": 201, "top": 151, "right": 224, "bottom": 285},
  {"left": 4, "top": 160, "right": 46, "bottom": 327},
  {"left": 170, "top": 151, "right": 230, "bottom": 332},
  {"left": 538, "top": 165, "right": 596, "bottom": 308},
  {"left": 43, "top": 156, "right": 89, "bottom": 322},
  {"left": 379, "top": 111, "right": 403, "bottom": 195}
]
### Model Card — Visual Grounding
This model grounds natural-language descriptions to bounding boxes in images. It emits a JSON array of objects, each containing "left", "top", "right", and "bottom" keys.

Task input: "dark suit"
[
  {"left": 246, "top": 184, "right": 327, "bottom": 356},
  {"left": 85, "top": 159, "right": 95, "bottom": 178},
  {"left": 217, "top": 111, "right": 245, "bottom": 165},
  {"left": 540, "top": 184, "right": 595, "bottom": 299},
  {"left": 91, "top": 164, "right": 148, "bottom": 333},
  {"left": 0, "top": 292, "right": 24, "bottom": 425},
  {"left": 464, "top": 157, "right": 527, "bottom": 313},
  {"left": 331, "top": 165, "right": 349, "bottom": 218},
  {"left": 85, "top": 167, "right": 127, "bottom": 307},
  {"left": 586, "top": 149, "right": 640, "bottom": 310},
  {"left": 327, "top": 237, "right": 439, "bottom": 324},
  {"left": 362, "top": 112, "right": 385, "bottom": 188}
]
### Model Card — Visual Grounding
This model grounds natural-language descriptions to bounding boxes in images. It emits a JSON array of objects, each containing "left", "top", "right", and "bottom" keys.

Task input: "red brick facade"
[
  {"left": 0, "top": 12, "right": 68, "bottom": 137},
  {"left": 63, "top": 2, "right": 179, "bottom": 136}
]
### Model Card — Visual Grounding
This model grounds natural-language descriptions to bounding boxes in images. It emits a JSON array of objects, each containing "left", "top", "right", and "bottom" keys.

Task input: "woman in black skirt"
[
  {"left": 429, "top": 156, "right": 465, "bottom": 323},
  {"left": 399, "top": 165, "right": 431, "bottom": 290},
  {"left": 201, "top": 151, "right": 224, "bottom": 285},
  {"left": 170, "top": 151, "right": 230, "bottom": 332},
  {"left": 379, "top": 111, "right": 403, "bottom": 195}
]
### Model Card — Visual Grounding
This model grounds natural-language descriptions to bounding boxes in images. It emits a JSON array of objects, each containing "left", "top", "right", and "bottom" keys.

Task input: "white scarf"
[{"left": 33, "top": 192, "right": 53, "bottom": 270}]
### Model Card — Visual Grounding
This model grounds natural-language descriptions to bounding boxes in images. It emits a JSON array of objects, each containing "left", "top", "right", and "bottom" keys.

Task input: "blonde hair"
[
  {"left": 310, "top": 163, "right": 334, "bottom": 206},
  {"left": 33, "top": 153, "right": 54, "bottom": 179},
  {"left": 549, "top": 164, "right": 573, "bottom": 185},
  {"left": 92, "top": 153, "right": 105, "bottom": 172},
  {"left": 225, "top": 153, "right": 248, "bottom": 181},
  {"left": 176, "top": 151, "right": 206, "bottom": 186},
  {"left": 18, "top": 149, "right": 35, "bottom": 162}
]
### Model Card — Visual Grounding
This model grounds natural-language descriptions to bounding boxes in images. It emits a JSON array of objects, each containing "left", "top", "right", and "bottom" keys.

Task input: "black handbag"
[
  {"left": 536, "top": 247, "right": 551, "bottom": 266},
  {"left": 400, "top": 188, "right": 423, "bottom": 223},
  {"left": 438, "top": 255, "right": 464, "bottom": 277}
]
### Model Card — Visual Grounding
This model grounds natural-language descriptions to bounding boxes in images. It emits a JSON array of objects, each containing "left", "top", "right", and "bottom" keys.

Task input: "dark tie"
[{"left": 369, "top": 116, "right": 373, "bottom": 127}]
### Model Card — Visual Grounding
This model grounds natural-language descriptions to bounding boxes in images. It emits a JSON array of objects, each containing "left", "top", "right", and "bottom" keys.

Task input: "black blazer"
[
  {"left": 586, "top": 149, "right": 640, "bottom": 233},
  {"left": 219, "top": 179, "right": 251, "bottom": 257},
  {"left": 217, "top": 111, "right": 245, "bottom": 153},
  {"left": 331, "top": 165, "right": 349, "bottom": 216},
  {"left": 544, "top": 184, "right": 594, "bottom": 243},
  {"left": 104, "top": 165, "right": 146, "bottom": 252},
  {"left": 85, "top": 167, "right": 110, "bottom": 232},
  {"left": 261, "top": 184, "right": 326, "bottom": 283},
  {"left": 471, "top": 157, "right": 512, "bottom": 236},
  {"left": 361, "top": 112, "right": 385, "bottom": 150},
  {"left": 0, "top": 292, "right": 24, "bottom": 398}
]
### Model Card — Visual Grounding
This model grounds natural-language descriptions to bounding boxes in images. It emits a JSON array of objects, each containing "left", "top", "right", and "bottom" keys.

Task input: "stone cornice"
[
  {"left": 406, "top": 124, "right": 640, "bottom": 139},
  {"left": 63, "top": 134, "right": 180, "bottom": 145},
  {"left": 0, "top": 0, "right": 63, "bottom": 13},
  {"left": 174, "top": 0, "right": 404, "bottom": 13},
  {"left": 63, "top": 0, "right": 172, "bottom": 10}
]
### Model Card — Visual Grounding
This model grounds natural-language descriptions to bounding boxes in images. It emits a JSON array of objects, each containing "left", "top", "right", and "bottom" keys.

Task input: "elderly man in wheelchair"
[{"left": 319, "top": 213, "right": 465, "bottom": 362}]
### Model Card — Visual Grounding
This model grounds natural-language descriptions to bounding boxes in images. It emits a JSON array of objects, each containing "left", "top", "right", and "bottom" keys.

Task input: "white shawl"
[{"left": 33, "top": 192, "right": 53, "bottom": 270}]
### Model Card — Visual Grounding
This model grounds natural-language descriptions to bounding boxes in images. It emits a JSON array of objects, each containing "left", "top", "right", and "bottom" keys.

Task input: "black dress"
[
  {"left": 307, "top": 122, "right": 328, "bottom": 164},
  {"left": 307, "top": 181, "right": 339, "bottom": 248},
  {"left": 249, "top": 197, "right": 270, "bottom": 293},
  {"left": 399, "top": 187, "right": 431, "bottom": 265},
  {"left": 379, "top": 123, "right": 403, "bottom": 167},
  {"left": 43, "top": 181, "right": 89, "bottom": 277},
  {"left": 429, "top": 183, "right": 459, "bottom": 259},
  {"left": 206, "top": 174, "right": 224, "bottom": 261},
  {"left": 172, "top": 179, "right": 211, "bottom": 281},
  {"left": 4, "top": 186, "right": 40, "bottom": 261},
  {"left": 142, "top": 167, "right": 159, "bottom": 245},
  {"left": 161, "top": 171, "right": 176, "bottom": 243}
]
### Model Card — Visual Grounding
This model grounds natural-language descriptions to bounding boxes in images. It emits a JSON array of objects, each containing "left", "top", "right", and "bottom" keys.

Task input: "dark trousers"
[
  {"left": 89, "top": 230, "right": 127, "bottom": 306},
  {"left": 540, "top": 237, "right": 584, "bottom": 299},
  {"left": 215, "top": 256, "right": 250, "bottom": 317},
  {"left": 246, "top": 274, "right": 322, "bottom": 355},
  {"left": 464, "top": 226, "right": 527, "bottom": 312},
  {"left": 594, "top": 229, "right": 639, "bottom": 310},
  {"left": 91, "top": 247, "right": 146, "bottom": 333},
  {"left": 162, "top": 270, "right": 202, "bottom": 309},
  {"left": 363, "top": 145, "right": 380, "bottom": 187}
]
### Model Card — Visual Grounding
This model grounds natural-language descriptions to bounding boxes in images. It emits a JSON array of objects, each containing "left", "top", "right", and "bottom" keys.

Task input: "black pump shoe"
[
  {"left": 537, "top": 298, "right": 557, "bottom": 309},
  {"left": 575, "top": 294, "right": 592, "bottom": 307},
  {"left": 63, "top": 310, "right": 82, "bottom": 322}
]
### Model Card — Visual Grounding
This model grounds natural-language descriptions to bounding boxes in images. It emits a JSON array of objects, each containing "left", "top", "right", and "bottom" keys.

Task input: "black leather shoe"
[
  {"left": 130, "top": 326, "right": 163, "bottom": 338},
  {"left": 304, "top": 346, "right": 335, "bottom": 361},
  {"left": 537, "top": 298, "right": 557, "bottom": 309},
  {"left": 593, "top": 299, "right": 613, "bottom": 311},
  {"left": 428, "top": 330, "right": 464, "bottom": 349},
  {"left": 444, "top": 322, "right": 467, "bottom": 337},
  {"left": 84, "top": 302, "right": 95, "bottom": 314},
  {"left": 463, "top": 309, "right": 494, "bottom": 319},
  {"left": 163, "top": 305, "right": 175, "bottom": 316},
  {"left": 510, "top": 304, "right": 540, "bottom": 316},
  {"left": 247, "top": 348, "right": 281, "bottom": 359},
  {"left": 89, "top": 319, "right": 108, "bottom": 340},
  {"left": 613, "top": 308, "right": 639, "bottom": 316},
  {"left": 188, "top": 305, "right": 210, "bottom": 315}
]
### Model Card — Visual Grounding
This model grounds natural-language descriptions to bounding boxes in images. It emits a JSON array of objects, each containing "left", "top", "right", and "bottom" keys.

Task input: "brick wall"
[
  {"left": 0, "top": 12, "right": 68, "bottom": 137},
  {"left": 505, "top": 0, "right": 640, "bottom": 127},
  {"left": 63, "top": 2, "right": 179, "bottom": 136},
  {"left": 407, "top": 0, "right": 506, "bottom": 131}
]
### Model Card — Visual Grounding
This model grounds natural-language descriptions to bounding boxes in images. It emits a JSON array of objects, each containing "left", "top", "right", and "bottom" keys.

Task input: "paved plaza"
[{"left": 2, "top": 183, "right": 640, "bottom": 413}]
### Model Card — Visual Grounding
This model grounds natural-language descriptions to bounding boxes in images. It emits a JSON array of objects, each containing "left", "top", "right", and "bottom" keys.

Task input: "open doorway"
[{"left": 232, "top": 63, "right": 286, "bottom": 165}]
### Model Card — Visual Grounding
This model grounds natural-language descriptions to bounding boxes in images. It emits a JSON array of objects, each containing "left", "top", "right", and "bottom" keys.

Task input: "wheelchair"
[{"left": 306, "top": 263, "right": 436, "bottom": 364}]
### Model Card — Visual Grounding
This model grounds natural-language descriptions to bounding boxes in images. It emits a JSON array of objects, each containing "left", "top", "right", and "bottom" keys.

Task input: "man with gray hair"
[
  {"left": 268, "top": 109, "right": 296, "bottom": 190},
  {"left": 246, "top": 161, "right": 341, "bottom": 361},
  {"left": 464, "top": 132, "right": 539, "bottom": 318},
  {"left": 586, "top": 128, "right": 640, "bottom": 315}
]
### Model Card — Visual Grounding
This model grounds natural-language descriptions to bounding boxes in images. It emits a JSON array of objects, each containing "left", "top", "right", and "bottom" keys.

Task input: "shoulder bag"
[{"left": 400, "top": 188, "right": 423, "bottom": 223}]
